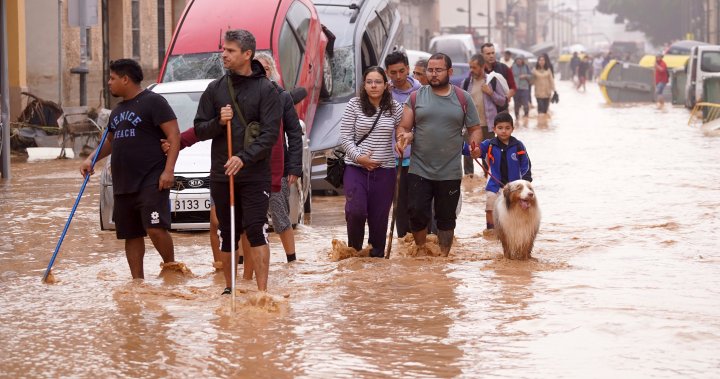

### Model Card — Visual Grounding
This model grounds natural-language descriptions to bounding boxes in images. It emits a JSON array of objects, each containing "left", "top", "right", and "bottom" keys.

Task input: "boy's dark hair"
[
  {"left": 384, "top": 51, "right": 409, "bottom": 67},
  {"left": 494, "top": 111, "right": 514, "bottom": 127},
  {"left": 109, "top": 59, "right": 143, "bottom": 84},
  {"left": 428, "top": 53, "right": 452, "bottom": 69}
]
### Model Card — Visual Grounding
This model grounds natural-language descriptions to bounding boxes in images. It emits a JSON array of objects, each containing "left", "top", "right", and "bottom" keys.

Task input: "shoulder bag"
[
  {"left": 227, "top": 76, "right": 262, "bottom": 149},
  {"left": 324, "top": 110, "right": 383, "bottom": 188}
]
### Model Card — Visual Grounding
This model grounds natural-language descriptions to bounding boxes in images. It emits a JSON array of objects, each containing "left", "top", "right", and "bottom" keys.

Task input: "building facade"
[{"left": 6, "top": 0, "right": 186, "bottom": 119}]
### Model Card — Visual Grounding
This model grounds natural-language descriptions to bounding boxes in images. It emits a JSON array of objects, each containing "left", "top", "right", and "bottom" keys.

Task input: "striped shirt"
[{"left": 341, "top": 97, "right": 403, "bottom": 169}]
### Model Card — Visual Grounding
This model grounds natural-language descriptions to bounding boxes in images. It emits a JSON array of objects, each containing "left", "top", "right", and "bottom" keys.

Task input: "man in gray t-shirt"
[{"left": 397, "top": 53, "right": 483, "bottom": 256}]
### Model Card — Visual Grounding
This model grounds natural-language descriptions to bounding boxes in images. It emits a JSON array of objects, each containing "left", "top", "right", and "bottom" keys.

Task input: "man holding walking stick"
[
  {"left": 79, "top": 59, "right": 181, "bottom": 279},
  {"left": 193, "top": 30, "right": 281, "bottom": 294}
]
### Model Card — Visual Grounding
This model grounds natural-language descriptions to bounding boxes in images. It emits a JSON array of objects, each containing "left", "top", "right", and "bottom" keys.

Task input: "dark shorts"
[
  {"left": 113, "top": 186, "right": 171, "bottom": 239},
  {"left": 211, "top": 180, "right": 270, "bottom": 251},
  {"left": 406, "top": 173, "right": 461, "bottom": 232}
]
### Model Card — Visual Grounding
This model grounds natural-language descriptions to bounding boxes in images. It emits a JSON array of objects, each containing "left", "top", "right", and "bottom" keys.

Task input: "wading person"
[
  {"left": 511, "top": 56, "right": 532, "bottom": 120},
  {"left": 341, "top": 66, "right": 403, "bottom": 258},
  {"left": 385, "top": 51, "right": 421, "bottom": 238},
  {"left": 193, "top": 29, "right": 281, "bottom": 294},
  {"left": 80, "top": 59, "right": 181, "bottom": 279},
  {"left": 462, "top": 53, "right": 506, "bottom": 177},
  {"left": 239, "top": 52, "right": 303, "bottom": 278},
  {"left": 463, "top": 112, "right": 532, "bottom": 238},
  {"left": 532, "top": 55, "right": 556, "bottom": 123},
  {"left": 396, "top": 53, "right": 483, "bottom": 257},
  {"left": 655, "top": 53, "right": 669, "bottom": 109},
  {"left": 481, "top": 43, "right": 516, "bottom": 112}
]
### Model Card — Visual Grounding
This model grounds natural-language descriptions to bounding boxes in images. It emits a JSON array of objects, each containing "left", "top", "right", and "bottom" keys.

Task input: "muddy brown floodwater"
[{"left": 1, "top": 82, "right": 719, "bottom": 378}]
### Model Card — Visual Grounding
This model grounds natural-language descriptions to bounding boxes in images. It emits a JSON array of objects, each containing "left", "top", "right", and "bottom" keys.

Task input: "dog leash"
[{"left": 470, "top": 141, "right": 505, "bottom": 187}]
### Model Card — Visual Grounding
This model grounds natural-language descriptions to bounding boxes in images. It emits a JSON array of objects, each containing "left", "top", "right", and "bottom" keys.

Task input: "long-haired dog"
[{"left": 493, "top": 180, "right": 541, "bottom": 260}]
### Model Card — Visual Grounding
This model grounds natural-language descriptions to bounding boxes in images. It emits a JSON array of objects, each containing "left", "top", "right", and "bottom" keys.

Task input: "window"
[
  {"left": 701, "top": 51, "right": 720, "bottom": 73},
  {"left": 361, "top": 32, "right": 377, "bottom": 73},
  {"left": 278, "top": 20, "right": 302, "bottom": 89},
  {"left": 157, "top": 0, "right": 165, "bottom": 64},
  {"left": 365, "top": 16, "right": 386, "bottom": 62},
  {"left": 286, "top": 1, "right": 312, "bottom": 46},
  {"left": 131, "top": 0, "right": 140, "bottom": 59},
  {"left": 84, "top": 27, "right": 91, "bottom": 60}
]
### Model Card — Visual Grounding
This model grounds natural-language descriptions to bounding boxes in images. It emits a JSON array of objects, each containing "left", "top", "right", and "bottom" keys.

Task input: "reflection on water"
[{"left": 1, "top": 82, "right": 720, "bottom": 377}]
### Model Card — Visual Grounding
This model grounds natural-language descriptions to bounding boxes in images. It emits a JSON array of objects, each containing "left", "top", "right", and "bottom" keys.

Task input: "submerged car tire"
[{"left": 320, "top": 54, "right": 333, "bottom": 98}]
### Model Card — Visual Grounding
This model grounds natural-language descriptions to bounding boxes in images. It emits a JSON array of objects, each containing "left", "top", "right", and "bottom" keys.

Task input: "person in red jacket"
[{"left": 655, "top": 53, "right": 669, "bottom": 109}]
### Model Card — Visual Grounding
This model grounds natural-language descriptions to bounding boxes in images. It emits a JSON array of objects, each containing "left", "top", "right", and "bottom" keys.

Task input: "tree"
[{"left": 596, "top": 0, "right": 703, "bottom": 45}]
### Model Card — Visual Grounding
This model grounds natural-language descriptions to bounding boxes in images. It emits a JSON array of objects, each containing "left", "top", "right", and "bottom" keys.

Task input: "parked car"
[
  {"left": 428, "top": 34, "right": 476, "bottom": 64},
  {"left": 158, "top": 0, "right": 330, "bottom": 209},
  {"left": 684, "top": 44, "right": 720, "bottom": 109},
  {"left": 309, "top": 0, "right": 402, "bottom": 193},
  {"left": 99, "top": 80, "right": 312, "bottom": 231}
]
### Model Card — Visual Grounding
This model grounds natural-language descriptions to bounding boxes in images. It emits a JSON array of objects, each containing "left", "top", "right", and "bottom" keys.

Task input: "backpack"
[{"left": 409, "top": 85, "right": 468, "bottom": 126}]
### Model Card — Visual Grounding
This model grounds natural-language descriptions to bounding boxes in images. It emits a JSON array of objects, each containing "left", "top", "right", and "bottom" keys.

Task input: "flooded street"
[{"left": 1, "top": 81, "right": 719, "bottom": 378}]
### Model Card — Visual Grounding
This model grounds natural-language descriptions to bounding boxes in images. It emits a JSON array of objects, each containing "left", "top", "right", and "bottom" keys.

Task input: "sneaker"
[{"left": 221, "top": 287, "right": 232, "bottom": 295}]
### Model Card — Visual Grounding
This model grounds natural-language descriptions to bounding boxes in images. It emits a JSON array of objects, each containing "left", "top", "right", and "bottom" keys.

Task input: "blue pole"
[{"left": 42, "top": 126, "right": 110, "bottom": 283}]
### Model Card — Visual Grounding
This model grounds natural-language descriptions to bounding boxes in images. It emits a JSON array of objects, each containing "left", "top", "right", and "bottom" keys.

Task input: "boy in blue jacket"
[{"left": 464, "top": 112, "right": 532, "bottom": 235}]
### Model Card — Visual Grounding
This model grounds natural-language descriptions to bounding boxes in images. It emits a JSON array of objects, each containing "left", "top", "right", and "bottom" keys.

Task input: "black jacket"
[
  {"left": 272, "top": 82, "right": 303, "bottom": 178},
  {"left": 194, "top": 60, "right": 281, "bottom": 182}
]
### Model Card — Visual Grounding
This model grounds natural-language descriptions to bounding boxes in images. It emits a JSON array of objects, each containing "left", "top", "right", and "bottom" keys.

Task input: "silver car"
[{"left": 99, "top": 79, "right": 311, "bottom": 231}]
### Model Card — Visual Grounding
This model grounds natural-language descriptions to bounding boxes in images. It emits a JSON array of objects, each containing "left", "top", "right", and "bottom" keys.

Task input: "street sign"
[{"left": 68, "top": 0, "right": 98, "bottom": 27}]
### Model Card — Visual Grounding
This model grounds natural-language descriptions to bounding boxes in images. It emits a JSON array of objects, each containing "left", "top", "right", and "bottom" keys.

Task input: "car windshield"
[
  {"left": 701, "top": 51, "right": 720, "bottom": 73},
  {"left": 328, "top": 45, "right": 356, "bottom": 101},
  {"left": 162, "top": 50, "right": 271, "bottom": 82},
  {"left": 666, "top": 47, "right": 690, "bottom": 55},
  {"left": 159, "top": 92, "right": 202, "bottom": 132}
]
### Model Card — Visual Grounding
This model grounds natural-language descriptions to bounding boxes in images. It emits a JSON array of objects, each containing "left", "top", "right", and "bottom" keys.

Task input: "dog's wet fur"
[{"left": 493, "top": 180, "right": 541, "bottom": 260}]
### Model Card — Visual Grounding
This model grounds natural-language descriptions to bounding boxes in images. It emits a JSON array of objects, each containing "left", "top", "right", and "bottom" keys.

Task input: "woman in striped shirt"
[{"left": 341, "top": 66, "right": 403, "bottom": 258}]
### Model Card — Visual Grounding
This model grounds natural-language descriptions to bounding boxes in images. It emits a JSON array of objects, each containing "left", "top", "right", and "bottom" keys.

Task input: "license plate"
[{"left": 171, "top": 198, "right": 211, "bottom": 212}]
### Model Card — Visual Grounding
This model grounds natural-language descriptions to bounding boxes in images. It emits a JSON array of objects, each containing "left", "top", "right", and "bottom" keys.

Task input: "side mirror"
[{"left": 290, "top": 87, "right": 308, "bottom": 105}]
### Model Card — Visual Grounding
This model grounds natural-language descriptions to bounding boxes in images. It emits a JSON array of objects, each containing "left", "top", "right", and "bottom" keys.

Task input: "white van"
[
  {"left": 684, "top": 45, "right": 720, "bottom": 108},
  {"left": 428, "top": 34, "right": 476, "bottom": 64}
]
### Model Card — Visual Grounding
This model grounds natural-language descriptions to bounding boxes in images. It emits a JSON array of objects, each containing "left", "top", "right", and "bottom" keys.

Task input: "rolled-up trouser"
[
  {"left": 407, "top": 173, "right": 461, "bottom": 232},
  {"left": 211, "top": 179, "right": 270, "bottom": 251},
  {"left": 343, "top": 164, "right": 396, "bottom": 255}
]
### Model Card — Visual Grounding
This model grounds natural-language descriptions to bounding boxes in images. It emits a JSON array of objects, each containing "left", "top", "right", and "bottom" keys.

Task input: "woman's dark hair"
[
  {"left": 537, "top": 53, "right": 555, "bottom": 74},
  {"left": 494, "top": 111, "right": 514, "bottom": 127},
  {"left": 359, "top": 66, "right": 393, "bottom": 117}
]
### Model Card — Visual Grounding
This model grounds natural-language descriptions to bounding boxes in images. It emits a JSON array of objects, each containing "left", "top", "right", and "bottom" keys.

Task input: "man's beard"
[{"left": 429, "top": 76, "right": 449, "bottom": 88}]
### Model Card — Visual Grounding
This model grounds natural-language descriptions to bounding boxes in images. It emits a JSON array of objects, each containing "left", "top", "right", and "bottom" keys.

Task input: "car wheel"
[{"left": 320, "top": 54, "right": 333, "bottom": 98}]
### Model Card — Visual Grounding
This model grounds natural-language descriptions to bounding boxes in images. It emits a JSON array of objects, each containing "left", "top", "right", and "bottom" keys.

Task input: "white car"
[{"left": 99, "top": 79, "right": 311, "bottom": 231}]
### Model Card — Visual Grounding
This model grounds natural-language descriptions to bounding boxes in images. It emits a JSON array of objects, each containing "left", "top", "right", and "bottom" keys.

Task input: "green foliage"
[{"left": 596, "top": 0, "right": 698, "bottom": 45}]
